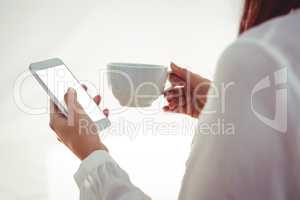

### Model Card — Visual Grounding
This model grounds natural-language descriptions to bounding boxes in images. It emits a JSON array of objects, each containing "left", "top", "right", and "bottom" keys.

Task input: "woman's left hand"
[
  {"left": 49, "top": 86, "right": 109, "bottom": 160},
  {"left": 163, "top": 63, "right": 211, "bottom": 118}
]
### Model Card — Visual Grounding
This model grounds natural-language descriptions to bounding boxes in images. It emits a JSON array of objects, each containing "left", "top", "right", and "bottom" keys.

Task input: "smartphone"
[{"left": 29, "top": 58, "right": 111, "bottom": 131}]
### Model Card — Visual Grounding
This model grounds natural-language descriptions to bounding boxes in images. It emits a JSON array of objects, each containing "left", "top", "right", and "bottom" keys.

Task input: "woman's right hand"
[
  {"left": 49, "top": 86, "right": 109, "bottom": 161},
  {"left": 163, "top": 63, "right": 211, "bottom": 118}
]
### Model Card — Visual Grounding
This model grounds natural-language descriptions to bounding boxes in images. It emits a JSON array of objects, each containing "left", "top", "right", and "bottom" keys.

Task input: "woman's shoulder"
[
  {"left": 238, "top": 10, "right": 300, "bottom": 46},
  {"left": 215, "top": 10, "right": 300, "bottom": 83},
  {"left": 214, "top": 39, "right": 278, "bottom": 86}
]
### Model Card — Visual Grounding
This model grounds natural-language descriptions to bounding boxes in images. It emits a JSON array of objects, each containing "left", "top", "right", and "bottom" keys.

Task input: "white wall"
[{"left": 0, "top": 0, "right": 242, "bottom": 199}]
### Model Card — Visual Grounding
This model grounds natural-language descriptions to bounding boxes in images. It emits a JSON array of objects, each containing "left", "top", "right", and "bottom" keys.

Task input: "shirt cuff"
[{"left": 74, "top": 150, "right": 116, "bottom": 187}]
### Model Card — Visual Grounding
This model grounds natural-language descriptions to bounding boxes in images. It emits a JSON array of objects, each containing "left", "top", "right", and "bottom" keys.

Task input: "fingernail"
[
  {"left": 163, "top": 90, "right": 168, "bottom": 96},
  {"left": 170, "top": 104, "right": 176, "bottom": 109},
  {"left": 163, "top": 106, "right": 169, "bottom": 111},
  {"left": 68, "top": 88, "right": 75, "bottom": 93},
  {"left": 81, "top": 84, "right": 87, "bottom": 90},
  {"left": 103, "top": 108, "right": 109, "bottom": 117},
  {"left": 171, "top": 62, "right": 176, "bottom": 68},
  {"left": 171, "top": 62, "right": 180, "bottom": 70},
  {"left": 95, "top": 95, "right": 101, "bottom": 103}
]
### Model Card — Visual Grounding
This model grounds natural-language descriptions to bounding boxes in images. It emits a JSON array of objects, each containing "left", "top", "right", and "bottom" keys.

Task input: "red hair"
[{"left": 239, "top": 0, "right": 300, "bottom": 34}]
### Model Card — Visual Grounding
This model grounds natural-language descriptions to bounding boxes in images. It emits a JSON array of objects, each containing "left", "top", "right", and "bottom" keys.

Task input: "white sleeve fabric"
[{"left": 74, "top": 150, "right": 150, "bottom": 200}]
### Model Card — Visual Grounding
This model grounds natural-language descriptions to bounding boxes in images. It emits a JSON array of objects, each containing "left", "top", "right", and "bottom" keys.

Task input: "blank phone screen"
[{"left": 35, "top": 65, "right": 105, "bottom": 122}]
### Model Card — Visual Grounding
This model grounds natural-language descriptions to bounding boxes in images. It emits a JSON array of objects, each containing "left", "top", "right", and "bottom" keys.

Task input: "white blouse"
[{"left": 74, "top": 9, "right": 300, "bottom": 200}]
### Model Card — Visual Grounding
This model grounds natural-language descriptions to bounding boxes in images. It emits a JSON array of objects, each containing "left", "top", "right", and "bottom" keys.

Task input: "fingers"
[
  {"left": 81, "top": 84, "right": 102, "bottom": 106},
  {"left": 170, "top": 62, "right": 211, "bottom": 89},
  {"left": 93, "top": 95, "right": 101, "bottom": 106},
  {"left": 166, "top": 97, "right": 186, "bottom": 110},
  {"left": 49, "top": 100, "right": 67, "bottom": 132},
  {"left": 167, "top": 91, "right": 186, "bottom": 104},
  {"left": 169, "top": 73, "right": 185, "bottom": 87},
  {"left": 165, "top": 88, "right": 186, "bottom": 104},
  {"left": 57, "top": 137, "right": 62, "bottom": 143},
  {"left": 170, "top": 62, "right": 188, "bottom": 80},
  {"left": 163, "top": 105, "right": 187, "bottom": 114},
  {"left": 81, "top": 84, "right": 88, "bottom": 91},
  {"left": 164, "top": 87, "right": 185, "bottom": 100},
  {"left": 50, "top": 101, "right": 65, "bottom": 122},
  {"left": 66, "top": 87, "right": 107, "bottom": 119},
  {"left": 64, "top": 88, "right": 78, "bottom": 110},
  {"left": 170, "top": 62, "right": 198, "bottom": 88},
  {"left": 164, "top": 87, "right": 187, "bottom": 112},
  {"left": 168, "top": 99, "right": 177, "bottom": 110},
  {"left": 164, "top": 103, "right": 197, "bottom": 117},
  {"left": 103, "top": 108, "right": 109, "bottom": 117},
  {"left": 163, "top": 86, "right": 192, "bottom": 115},
  {"left": 64, "top": 88, "right": 86, "bottom": 122},
  {"left": 163, "top": 105, "right": 169, "bottom": 112},
  {"left": 92, "top": 94, "right": 108, "bottom": 117},
  {"left": 49, "top": 101, "right": 57, "bottom": 121}
]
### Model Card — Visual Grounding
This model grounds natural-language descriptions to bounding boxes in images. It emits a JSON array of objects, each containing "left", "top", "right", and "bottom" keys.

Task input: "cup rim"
[{"left": 107, "top": 62, "right": 167, "bottom": 69}]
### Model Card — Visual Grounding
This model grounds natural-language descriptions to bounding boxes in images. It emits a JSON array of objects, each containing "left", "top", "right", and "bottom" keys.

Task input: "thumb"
[
  {"left": 64, "top": 88, "right": 80, "bottom": 118},
  {"left": 170, "top": 62, "right": 188, "bottom": 80},
  {"left": 170, "top": 62, "right": 202, "bottom": 88}
]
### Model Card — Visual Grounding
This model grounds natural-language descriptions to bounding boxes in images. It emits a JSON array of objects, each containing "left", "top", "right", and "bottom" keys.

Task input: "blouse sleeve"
[{"left": 74, "top": 150, "right": 151, "bottom": 200}]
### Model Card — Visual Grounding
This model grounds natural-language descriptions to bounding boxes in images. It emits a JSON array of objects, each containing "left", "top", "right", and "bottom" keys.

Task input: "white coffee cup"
[{"left": 107, "top": 63, "right": 168, "bottom": 107}]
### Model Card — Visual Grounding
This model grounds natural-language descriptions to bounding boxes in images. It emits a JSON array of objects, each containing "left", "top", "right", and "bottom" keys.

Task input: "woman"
[{"left": 49, "top": 0, "right": 300, "bottom": 199}]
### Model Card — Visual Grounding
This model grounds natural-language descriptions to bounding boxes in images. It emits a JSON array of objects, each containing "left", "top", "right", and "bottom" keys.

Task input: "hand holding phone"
[
  {"left": 30, "top": 58, "right": 110, "bottom": 160},
  {"left": 29, "top": 58, "right": 111, "bottom": 131},
  {"left": 49, "top": 87, "right": 108, "bottom": 160}
]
